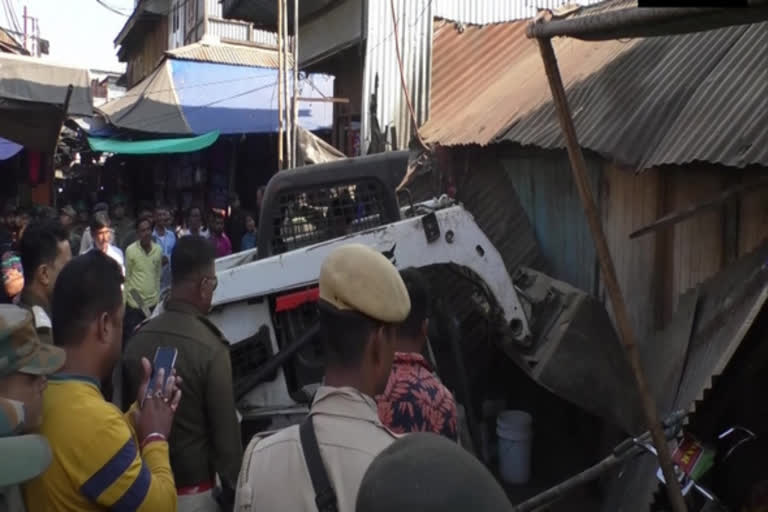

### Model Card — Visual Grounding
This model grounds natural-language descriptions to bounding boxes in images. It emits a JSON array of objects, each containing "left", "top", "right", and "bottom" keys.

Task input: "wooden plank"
[
  {"left": 601, "top": 163, "right": 659, "bottom": 338},
  {"left": 739, "top": 184, "right": 768, "bottom": 256}
]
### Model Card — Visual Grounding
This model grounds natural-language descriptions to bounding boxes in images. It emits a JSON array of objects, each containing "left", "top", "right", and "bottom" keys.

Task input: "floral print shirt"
[{"left": 376, "top": 352, "right": 458, "bottom": 441}]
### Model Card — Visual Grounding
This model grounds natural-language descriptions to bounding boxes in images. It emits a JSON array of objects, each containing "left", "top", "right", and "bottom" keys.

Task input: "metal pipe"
[
  {"left": 526, "top": 7, "right": 768, "bottom": 41},
  {"left": 277, "top": 0, "right": 284, "bottom": 170},
  {"left": 282, "top": 0, "right": 291, "bottom": 168},
  {"left": 534, "top": 36, "right": 688, "bottom": 512},
  {"left": 292, "top": 0, "right": 299, "bottom": 168}
]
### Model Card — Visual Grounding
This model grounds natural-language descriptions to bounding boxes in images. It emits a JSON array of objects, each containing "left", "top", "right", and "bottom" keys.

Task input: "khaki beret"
[{"left": 319, "top": 244, "right": 410, "bottom": 323}]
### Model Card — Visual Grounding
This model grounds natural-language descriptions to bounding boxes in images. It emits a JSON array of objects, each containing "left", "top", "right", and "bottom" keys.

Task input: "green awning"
[{"left": 87, "top": 130, "right": 219, "bottom": 155}]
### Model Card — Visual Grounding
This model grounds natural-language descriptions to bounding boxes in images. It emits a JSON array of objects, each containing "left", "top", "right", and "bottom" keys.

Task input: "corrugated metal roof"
[
  {"left": 166, "top": 41, "right": 292, "bottom": 68},
  {"left": 422, "top": 3, "right": 768, "bottom": 170},
  {"left": 358, "top": 0, "right": 604, "bottom": 155}
]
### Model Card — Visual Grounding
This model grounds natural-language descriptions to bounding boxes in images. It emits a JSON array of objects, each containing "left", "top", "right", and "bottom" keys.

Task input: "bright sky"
[{"left": 2, "top": 0, "right": 131, "bottom": 72}]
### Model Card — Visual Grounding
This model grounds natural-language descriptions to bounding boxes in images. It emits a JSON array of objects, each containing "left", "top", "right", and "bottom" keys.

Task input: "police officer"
[
  {"left": 234, "top": 243, "right": 410, "bottom": 512},
  {"left": 0, "top": 304, "right": 66, "bottom": 512},
  {"left": 18, "top": 220, "right": 72, "bottom": 345},
  {"left": 123, "top": 235, "right": 242, "bottom": 512}
]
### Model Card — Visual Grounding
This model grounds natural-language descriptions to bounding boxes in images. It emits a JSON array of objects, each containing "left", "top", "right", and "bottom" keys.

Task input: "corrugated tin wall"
[
  {"left": 500, "top": 149, "right": 601, "bottom": 294},
  {"left": 208, "top": 18, "right": 250, "bottom": 41},
  {"left": 362, "top": 0, "right": 432, "bottom": 153},
  {"left": 360, "top": 0, "right": 605, "bottom": 154},
  {"left": 207, "top": 0, "right": 222, "bottom": 17},
  {"left": 432, "top": 0, "right": 602, "bottom": 24}
]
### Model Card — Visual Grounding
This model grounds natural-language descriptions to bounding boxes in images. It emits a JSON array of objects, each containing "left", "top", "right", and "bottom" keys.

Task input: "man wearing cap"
[
  {"left": 234, "top": 243, "right": 408, "bottom": 512},
  {"left": 19, "top": 220, "right": 72, "bottom": 345},
  {"left": 0, "top": 304, "right": 66, "bottom": 512}
]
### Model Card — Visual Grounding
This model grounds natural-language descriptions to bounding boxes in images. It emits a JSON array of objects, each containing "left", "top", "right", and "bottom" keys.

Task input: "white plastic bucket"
[{"left": 496, "top": 410, "right": 532, "bottom": 484}]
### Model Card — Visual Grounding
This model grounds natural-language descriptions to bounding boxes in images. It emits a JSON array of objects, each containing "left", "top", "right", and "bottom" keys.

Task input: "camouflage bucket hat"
[
  {"left": 0, "top": 434, "right": 52, "bottom": 486},
  {"left": 0, "top": 305, "right": 65, "bottom": 378}
]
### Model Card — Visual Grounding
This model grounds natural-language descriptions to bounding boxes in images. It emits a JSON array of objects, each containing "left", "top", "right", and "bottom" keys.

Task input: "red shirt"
[
  {"left": 212, "top": 233, "right": 232, "bottom": 258},
  {"left": 376, "top": 352, "right": 458, "bottom": 441}
]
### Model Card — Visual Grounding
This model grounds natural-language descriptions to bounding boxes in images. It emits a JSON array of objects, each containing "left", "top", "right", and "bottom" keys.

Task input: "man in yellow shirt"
[
  {"left": 124, "top": 217, "right": 163, "bottom": 340},
  {"left": 24, "top": 250, "right": 182, "bottom": 512}
]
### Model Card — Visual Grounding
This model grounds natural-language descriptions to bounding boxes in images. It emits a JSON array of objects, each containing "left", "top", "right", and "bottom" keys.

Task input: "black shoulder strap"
[{"left": 299, "top": 416, "right": 338, "bottom": 512}]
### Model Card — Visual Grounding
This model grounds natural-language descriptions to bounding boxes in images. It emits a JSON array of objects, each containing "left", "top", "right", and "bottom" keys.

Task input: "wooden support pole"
[{"left": 535, "top": 37, "right": 688, "bottom": 512}]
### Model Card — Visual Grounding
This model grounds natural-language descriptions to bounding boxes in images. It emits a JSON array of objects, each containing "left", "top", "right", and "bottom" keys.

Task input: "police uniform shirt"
[
  {"left": 235, "top": 386, "right": 398, "bottom": 512},
  {"left": 19, "top": 290, "right": 52, "bottom": 345},
  {"left": 123, "top": 300, "right": 242, "bottom": 490}
]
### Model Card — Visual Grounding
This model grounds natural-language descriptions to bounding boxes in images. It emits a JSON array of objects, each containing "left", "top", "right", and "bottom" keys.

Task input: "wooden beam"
[
  {"left": 630, "top": 178, "right": 768, "bottom": 239},
  {"left": 535, "top": 37, "right": 688, "bottom": 512}
]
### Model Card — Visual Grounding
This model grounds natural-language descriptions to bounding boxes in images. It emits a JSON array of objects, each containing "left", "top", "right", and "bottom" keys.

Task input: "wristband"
[{"left": 140, "top": 432, "right": 167, "bottom": 450}]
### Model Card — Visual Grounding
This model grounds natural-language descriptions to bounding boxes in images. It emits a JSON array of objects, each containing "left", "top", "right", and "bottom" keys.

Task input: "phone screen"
[{"left": 142, "top": 346, "right": 178, "bottom": 406}]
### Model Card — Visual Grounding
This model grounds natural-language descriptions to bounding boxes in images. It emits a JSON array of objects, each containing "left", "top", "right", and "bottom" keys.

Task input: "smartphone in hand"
[{"left": 141, "top": 346, "right": 178, "bottom": 407}]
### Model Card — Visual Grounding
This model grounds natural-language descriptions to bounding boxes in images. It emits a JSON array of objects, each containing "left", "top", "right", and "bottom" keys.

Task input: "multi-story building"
[
  {"left": 115, "top": 0, "right": 278, "bottom": 88},
  {"left": 90, "top": 69, "right": 126, "bottom": 108}
]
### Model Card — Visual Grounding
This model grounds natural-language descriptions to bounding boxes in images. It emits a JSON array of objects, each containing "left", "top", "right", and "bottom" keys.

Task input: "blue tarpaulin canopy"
[{"left": 98, "top": 48, "right": 334, "bottom": 136}]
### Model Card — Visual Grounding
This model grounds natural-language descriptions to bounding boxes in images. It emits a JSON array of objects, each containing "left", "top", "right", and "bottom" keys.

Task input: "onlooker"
[
  {"left": 255, "top": 185, "right": 267, "bottom": 222},
  {"left": 180, "top": 207, "right": 209, "bottom": 238},
  {"left": 153, "top": 206, "right": 176, "bottom": 291},
  {"left": 78, "top": 202, "right": 110, "bottom": 255},
  {"left": 120, "top": 207, "right": 152, "bottom": 252},
  {"left": 123, "top": 217, "right": 163, "bottom": 340},
  {"left": 19, "top": 220, "right": 72, "bottom": 345},
  {"left": 376, "top": 268, "right": 458, "bottom": 440},
  {"left": 235, "top": 243, "right": 408, "bottom": 512},
  {"left": 0, "top": 305, "right": 65, "bottom": 428},
  {"left": 240, "top": 212, "right": 258, "bottom": 252},
  {"left": 226, "top": 194, "right": 246, "bottom": 253},
  {"left": 0, "top": 233, "right": 22, "bottom": 305},
  {"left": 125, "top": 235, "right": 241, "bottom": 512},
  {"left": 209, "top": 212, "right": 232, "bottom": 258},
  {"left": 111, "top": 194, "right": 134, "bottom": 251},
  {"left": 0, "top": 397, "right": 54, "bottom": 512},
  {"left": 14, "top": 208, "right": 31, "bottom": 243},
  {"left": 58, "top": 205, "right": 80, "bottom": 256},
  {"left": 0, "top": 305, "right": 66, "bottom": 512},
  {"left": 355, "top": 433, "right": 513, "bottom": 512},
  {"left": 89, "top": 212, "right": 125, "bottom": 274},
  {"left": 23, "top": 251, "right": 181, "bottom": 512}
]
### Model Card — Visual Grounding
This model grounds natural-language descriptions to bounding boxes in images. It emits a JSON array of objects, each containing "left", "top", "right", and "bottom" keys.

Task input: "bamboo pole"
[
  {"left": 277, "top": 0, "right": 284, "bottom": 170},
  {"left": 534, "top": 37, "right": 688, "bottom": 512},
  {"left": 292, "top": 0, "right": 299, "bottom": 168}
]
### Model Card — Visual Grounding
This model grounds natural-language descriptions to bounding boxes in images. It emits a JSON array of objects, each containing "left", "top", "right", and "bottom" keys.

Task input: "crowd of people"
[
  {"left": 1, "top": 194, "right": 263, "bottom": 334},
  {"left": 0, "top": 195, "right": 520, "bottom": 512}
]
